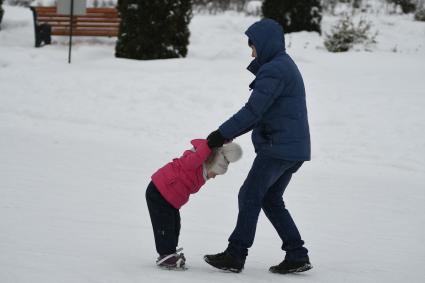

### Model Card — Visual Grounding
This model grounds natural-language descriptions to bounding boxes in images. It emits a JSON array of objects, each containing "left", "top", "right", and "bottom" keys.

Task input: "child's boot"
[{"left": 156, "top": 248, "right": 186, "bottom": 270}]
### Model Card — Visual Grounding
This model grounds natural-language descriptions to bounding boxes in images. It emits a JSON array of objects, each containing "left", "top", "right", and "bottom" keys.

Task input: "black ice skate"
[
  {"left": 204, "top": 251, "right": 244, "bottom": 273},
  {"left": 269, "top": 258, "right": 312, "bottom": 274}
]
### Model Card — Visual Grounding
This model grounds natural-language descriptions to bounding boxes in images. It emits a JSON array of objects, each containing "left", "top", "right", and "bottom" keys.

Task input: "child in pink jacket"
[{"left": 146, "top": 139, "right": 242, "bottom": 270}]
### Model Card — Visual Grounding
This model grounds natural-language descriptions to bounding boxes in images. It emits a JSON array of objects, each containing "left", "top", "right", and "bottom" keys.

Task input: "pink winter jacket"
[{"left": 151, "top": 139, "right": 212, "bottom": 209}]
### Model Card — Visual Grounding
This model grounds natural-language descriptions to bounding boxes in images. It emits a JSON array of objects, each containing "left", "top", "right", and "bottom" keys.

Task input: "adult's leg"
[
  {"left": 145, "top": 181, "right": 180, "bottom": 255},
  {"left": 227, "top": 155, "right": 297, "bottom": 261},
  {"left": 261, "top": 162, "right": 308, "bottom": 261}
]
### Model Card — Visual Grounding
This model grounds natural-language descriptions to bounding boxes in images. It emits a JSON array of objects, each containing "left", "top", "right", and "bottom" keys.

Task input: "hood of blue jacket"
[{"left": 245, "top": 18, "right": 286, "bottom": 73}]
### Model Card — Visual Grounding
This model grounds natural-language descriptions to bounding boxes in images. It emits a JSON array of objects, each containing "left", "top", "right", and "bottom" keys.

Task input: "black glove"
[{"left": 207, "top": 130, "right": 225, "bottom": 149}]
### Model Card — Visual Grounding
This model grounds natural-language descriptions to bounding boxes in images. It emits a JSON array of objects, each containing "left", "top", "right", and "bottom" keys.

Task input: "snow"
[
  {"left": 244, "top": 1, "right": 262, "bottom": 16},
  {"left": 1, "top": 4, "right": 425, "bottom": 283}
]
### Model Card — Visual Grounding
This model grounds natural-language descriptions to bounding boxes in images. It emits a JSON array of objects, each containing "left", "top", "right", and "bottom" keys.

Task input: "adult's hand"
[{"left": 207, "top": 130, "right": 225, "bottom": 149}]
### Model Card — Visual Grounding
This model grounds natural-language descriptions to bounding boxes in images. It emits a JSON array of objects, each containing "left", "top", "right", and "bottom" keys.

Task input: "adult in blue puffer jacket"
[{"left": 204, "top": 19, "right": 312, "bottom": 274}]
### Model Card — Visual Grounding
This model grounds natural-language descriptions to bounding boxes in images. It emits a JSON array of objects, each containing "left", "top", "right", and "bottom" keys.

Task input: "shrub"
[
  {"left": 399, "top": 0, "right": 416, "bottom": 13},
  {"left": 192, "top": 0, "right": 249, "bottom": 14},
  {"left": 115, "top": 0, "right": 192, "bottom": 60},
  {"left": 324, "top": 16, "right": 377, "bottom": 52},
  {"left": 387, "top": 0, "right": 417, "bottom": 14},
  {"left": 0, "top": 0, "right": 4, "bottom": 29},
  {"left": 90, "top": 0, "right": 116, "bottom": 7},
  {"left": 245, "top": 0, "right": 262, "bottom": 16},
  {"left": 262, "top": 0, "right": 322, "bottom": 34},
  {"left": 414, "top": 8, "right": 425, "bottom": 20},
  {"left": 6, "top": 0, "right": 32, "bottom": 7}
]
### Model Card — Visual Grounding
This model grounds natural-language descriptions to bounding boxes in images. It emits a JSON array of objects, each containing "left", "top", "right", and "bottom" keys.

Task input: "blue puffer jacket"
[{"left": 219, "top": 19, "right": 311, "bottom": 161}]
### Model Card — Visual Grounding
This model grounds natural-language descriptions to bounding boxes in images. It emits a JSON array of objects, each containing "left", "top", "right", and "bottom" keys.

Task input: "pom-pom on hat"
[
  {"left": 208, "top": 142, "right": 243, "bottom": 175},
  {"left": 221, "top": 142, "right": 243, "bottom": 162}
]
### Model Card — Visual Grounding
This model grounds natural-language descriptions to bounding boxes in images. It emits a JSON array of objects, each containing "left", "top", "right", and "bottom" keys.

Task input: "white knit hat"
[{"left": 208, "top": 142, "right": 243, "bottom": 175}]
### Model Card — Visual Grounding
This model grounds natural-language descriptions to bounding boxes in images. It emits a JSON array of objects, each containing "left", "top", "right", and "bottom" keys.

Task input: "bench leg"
[{"left": 35, "top": 24, "right": 52, "bottom": 47}]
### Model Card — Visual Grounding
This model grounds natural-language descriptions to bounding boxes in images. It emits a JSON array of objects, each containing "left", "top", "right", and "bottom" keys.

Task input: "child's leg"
[
  {"left": 175, "top": 209, "right": 181, "bottom": 249},
  {"left": 146, "top": 181, "right": 180, "bottom": 255}
]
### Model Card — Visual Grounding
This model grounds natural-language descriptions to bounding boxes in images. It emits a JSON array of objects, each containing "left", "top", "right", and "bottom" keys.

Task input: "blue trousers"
[{"left": 226, "top": 154, "right": 308, "bottom": 262}]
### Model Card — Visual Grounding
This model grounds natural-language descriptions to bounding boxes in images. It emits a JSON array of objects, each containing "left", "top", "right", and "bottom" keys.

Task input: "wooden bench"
[{"left": 30, "top": 6, "right": 120, "bottom": 47}]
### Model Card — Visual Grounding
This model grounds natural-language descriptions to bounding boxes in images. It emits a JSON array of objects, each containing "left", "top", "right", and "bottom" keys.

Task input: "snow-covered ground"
[{"left": 1, "top": 5, "right": 425, "bottom": 283}]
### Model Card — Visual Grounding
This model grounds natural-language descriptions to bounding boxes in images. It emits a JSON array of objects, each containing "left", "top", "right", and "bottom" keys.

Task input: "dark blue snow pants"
[
  {"left": 146, "top": 181, "right": 180, "bottom": 256},
  {"left": 226, "top": 154, "right": 309, "bottom": 262}
]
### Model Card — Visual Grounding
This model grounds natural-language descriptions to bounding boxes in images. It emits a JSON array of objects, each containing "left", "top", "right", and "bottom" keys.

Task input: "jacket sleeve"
[
  {"left": 218, "top": 66, "right": 284, "bottom": 139},
  {"left": 179, "top": 140, "right": 212, "bottom": 171}
]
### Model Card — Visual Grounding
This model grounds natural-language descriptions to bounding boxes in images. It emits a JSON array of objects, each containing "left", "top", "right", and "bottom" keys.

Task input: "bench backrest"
[{"left": 31, "top": 6, "right": 120, "bottom": 37}]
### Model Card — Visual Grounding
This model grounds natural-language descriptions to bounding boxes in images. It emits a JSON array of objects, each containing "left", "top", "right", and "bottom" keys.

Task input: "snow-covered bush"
[
  {"left": 115, "top": 0, "right": 192, "bottom": 60},
  {"left": 193, "top": 0, "right": 250, "bottom": 14},
  {"left": 352, "top": 0, "right": 362, "bottom": 9},
  {"left": 414, "top": 8, "right": 425, "bottom": 20},
  {"left": 90, "top": 0, "right": 115, "bottom": 7},
  {"left": 400, "top": 0, "right": 417, "bottom": 13},
  {"left": 387, "top": 0, "right": 417, "bottom": 13},
  {"left": 244, "top": 0, "right": 262, "bottom": 16},
  {"left": 323, "top": 0, "right": 337, "bottom": 13},
  {"left": 193, "top": 0, "right": 263, "bottom": 16},
  {"left": 6, "top": 0, "right": 32, "bottom": 7},
  {"left": 324, "top": 16, "right": 377, "bottom": 52},
  {"left": 262, "top": 0, "right": 322, "bottom": 34}
]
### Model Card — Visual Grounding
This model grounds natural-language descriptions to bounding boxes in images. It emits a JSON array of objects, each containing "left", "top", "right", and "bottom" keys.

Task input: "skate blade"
[
  {"left": 204, "top": 258, "right": 242, "bottom": 273},
  {"left": 270, "top": 263, "right": 312, "bottom": 274},
  {"left": 157, "top": 265, "right": 187, "bottom": 271},
  {"left": 293, "top": 263, "right": 313, "bottom": 273},
  {"left": 220, "top": 267, "right": 242, "bottom": 273}
]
